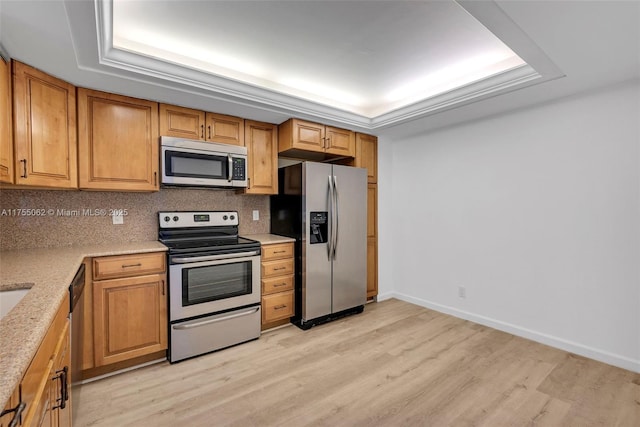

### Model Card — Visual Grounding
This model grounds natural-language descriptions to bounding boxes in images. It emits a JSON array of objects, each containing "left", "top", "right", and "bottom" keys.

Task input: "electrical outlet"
[
  {"left": 458, "top": 286, "right": 466, "bottom": 299},
  {"left": 112, "top": 212, "right": 124, "bottom": 225},
  {"left": 252, "top": 210, "right": 259, "bottom": 221}
]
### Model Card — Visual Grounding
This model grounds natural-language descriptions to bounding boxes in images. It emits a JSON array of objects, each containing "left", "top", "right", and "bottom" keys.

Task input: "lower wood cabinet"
[
  {"left": 366, "top": 183, "right": 378, "bottom": 299},
  {"left": 93, "top": 273, "right": 167, "bottom": 366},
  {"left": 10, "top": 294, "right": 71, "bottom": 427},
  {"left": 0, "top": 387, "right": 20, "bottom": 427},
  {"left": 90, "top": 252, "right": 167, "bottom": 370},
  {"left": 260, "top": 241, "right": 295, "bottom": 329},
  {"left": 51, "top": 323, "right": 71, "bottom": 427}
]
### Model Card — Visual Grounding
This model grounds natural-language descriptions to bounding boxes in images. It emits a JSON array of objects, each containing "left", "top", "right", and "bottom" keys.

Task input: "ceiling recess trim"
[{"left": 91, "top": 0, "right": 563, "bottom": 130}]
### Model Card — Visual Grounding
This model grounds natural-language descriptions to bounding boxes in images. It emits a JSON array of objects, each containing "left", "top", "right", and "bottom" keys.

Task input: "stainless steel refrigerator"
[{"left": 271, "top": 162, "right": 367, "bottom": 329}]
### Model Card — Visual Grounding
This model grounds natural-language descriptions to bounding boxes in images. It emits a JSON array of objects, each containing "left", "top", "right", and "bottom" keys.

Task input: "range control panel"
[{"left": 159, "top": 211, "right": 238, "bottom": 228}]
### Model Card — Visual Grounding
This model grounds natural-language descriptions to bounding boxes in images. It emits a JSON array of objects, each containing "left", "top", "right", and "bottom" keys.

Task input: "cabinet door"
[
  {"left": 93, "top": 274, "right": 167, "bottom": 366},
  {"left": 159, "top": 104, "right": 205, "bottom": 140},
  {"left": 13, "top": 61, "right": 77, "bottom": 188},
  {"left": 51, "top": 322, "right": 71, "bottom": 427},
  {"left": 0, "top": 387, "right": 21, "bottom": 427},
  {"left": 78, "top": 88, "right": 159, "bottom": 191},
  {"left": 205, "top": 112, "right": 244, "bottom": 146},
  {"left": 325, "top": 126, "right": 355, "bottom": 157},
  {"left": 367, "top": 184, "right": 377, "bottom": 240},
  {"left": 367, "top": 184, "right": 378, "bottom": 298},
  {"left": 366, "top": 238, "right": 378, "bottom": 300},
  {"left": 0, "top": 57, "right": 13, "bottom": 184},
  {"left": 355, "top": 133, "right": 377, "bottom": 183},
  {"left": 279, "top": 118, "right": 325, "bottom": 153},
  {"left": 242, "top": 120, "right": 277, "bottom": 195}
]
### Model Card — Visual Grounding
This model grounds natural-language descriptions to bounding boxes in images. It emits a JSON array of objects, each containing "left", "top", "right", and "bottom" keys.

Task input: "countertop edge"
[
  {"left": 243, "top": 233, "right": 296, "bottom": 245},
  {"left": 0, "top": 241, "right": 167, "bottom": 410}
]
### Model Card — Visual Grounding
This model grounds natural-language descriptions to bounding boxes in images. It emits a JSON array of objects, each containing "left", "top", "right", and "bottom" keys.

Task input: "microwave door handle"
[{"left": 228, "top": 154, "right": 233, "bottom": 182}]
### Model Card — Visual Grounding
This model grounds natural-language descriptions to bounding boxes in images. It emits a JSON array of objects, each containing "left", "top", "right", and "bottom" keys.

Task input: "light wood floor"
[{"left": 75, "top": 299, "right": 639, "bottom": 426}]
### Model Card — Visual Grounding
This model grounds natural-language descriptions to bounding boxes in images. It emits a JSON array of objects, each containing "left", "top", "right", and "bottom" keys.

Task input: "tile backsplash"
[{"left": 0, "top": 188, "right": 270, "bottom": 250}]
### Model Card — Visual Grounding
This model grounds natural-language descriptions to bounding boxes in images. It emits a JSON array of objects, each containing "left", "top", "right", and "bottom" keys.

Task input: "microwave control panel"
[{"left": 232, "top": 158, "right": 246, "bottom": 180}]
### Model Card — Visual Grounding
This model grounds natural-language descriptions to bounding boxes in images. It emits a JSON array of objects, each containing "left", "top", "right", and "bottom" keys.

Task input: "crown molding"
[{"left": 70, "top": 0, "right": 565, "bottom": 131}]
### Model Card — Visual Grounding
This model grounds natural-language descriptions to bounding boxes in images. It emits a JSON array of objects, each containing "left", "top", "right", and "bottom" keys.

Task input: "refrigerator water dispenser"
[{"left": 310, "top": 211, "right": 328, "bottom": 244}]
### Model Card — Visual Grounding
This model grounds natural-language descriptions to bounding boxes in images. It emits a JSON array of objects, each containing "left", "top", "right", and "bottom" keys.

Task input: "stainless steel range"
[{"left": 159, "top": 211, "right": 261, "bottom": 363}]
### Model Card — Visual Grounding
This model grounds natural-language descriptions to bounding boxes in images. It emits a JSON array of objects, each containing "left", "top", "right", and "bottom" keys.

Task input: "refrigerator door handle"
[
  {"left": 327, "top": 174, "right": 334, "bottom": 260},
  {"left": 333, "top": 175, "right": 339, "bottom": 260}
]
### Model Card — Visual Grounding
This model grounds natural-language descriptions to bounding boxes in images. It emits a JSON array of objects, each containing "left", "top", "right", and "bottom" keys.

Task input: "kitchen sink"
[{"left": 0, "top": 287, "right": 31, "bottom": 320}]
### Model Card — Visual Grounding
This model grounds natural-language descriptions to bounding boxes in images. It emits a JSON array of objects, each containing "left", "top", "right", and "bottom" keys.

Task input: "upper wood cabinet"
[
  {"left": 159, "top": 104, "right": 205, "bottom": 140},
  {"left": 159, "top": 103, "right": 244, "bottom": 146},
  {"left": 278, "top": 118, "right": 355, "bottom": 159},
  {"left": 0, "top": 57, "right": 13, "bottom": 184},
  {"left": 12, "top": 60, "right": 77, "bottom": 188},
  {"left": 325, "top": 126, "right": 355, "bottom": 157},
  {"left": 78, "top": 88, "right": 159, "bottom": 191},
  {"left": 206, "top": 112, "right": 244, "bottom": 146},
  {"left": 354, "top": 133, "right": 377, "bottom": 183},
  {"left": 240, "top": 120, "right": 278, "bottom": 195}
]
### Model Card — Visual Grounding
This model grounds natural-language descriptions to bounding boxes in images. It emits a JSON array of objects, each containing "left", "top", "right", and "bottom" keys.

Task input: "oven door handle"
[
  {"left": 171, "top": 250, "right": 260, "bottom": 264},
  {"left": 172, "top": 307, "right": 260, "bottom": 330}
]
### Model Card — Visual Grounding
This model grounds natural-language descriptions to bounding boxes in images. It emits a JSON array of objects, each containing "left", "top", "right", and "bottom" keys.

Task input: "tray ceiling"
[{"left": 97, "top": 0, "right": 562, "bottom": 129}]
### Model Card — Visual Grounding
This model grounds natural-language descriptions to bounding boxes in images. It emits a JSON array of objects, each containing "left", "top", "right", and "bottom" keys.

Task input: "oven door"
[{"left": 169, "top": 251, "right": 260, "bottom": 322}]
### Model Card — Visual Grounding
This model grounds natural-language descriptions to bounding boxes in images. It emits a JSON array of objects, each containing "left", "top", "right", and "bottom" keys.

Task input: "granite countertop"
[
  {"left": 244, "top": 233, "right": 296, "bottom": 245},
  {"left": 0, "top": 241, "right": 167, "bottom": 410}
]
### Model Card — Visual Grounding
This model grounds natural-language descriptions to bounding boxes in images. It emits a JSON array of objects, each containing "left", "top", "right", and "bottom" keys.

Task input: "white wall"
[{"left": 381, "top": 80, "right": 640, "bottom": 372}]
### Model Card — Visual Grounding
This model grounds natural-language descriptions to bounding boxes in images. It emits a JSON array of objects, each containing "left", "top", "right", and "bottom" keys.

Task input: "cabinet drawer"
[
  {"left": 93, "top": 252, "right": 166, "bottom": 280},
  {"left": 261, "top": 258, "right": 294, "bottom": 278},
  {"left": 262, "top": 274, "right": 294, "bottom": 295},
  {"left": 261, "top": 242, "right": 294, "bottom": 261},
  {"left": 262, "top": 290, "right": 294, "bottom": 323}
]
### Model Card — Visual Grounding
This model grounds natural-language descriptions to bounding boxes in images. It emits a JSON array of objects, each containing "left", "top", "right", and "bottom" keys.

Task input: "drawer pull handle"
[
  {"left": 273, "top": 267, "right": 287, "bottom": 271},
  {"left": 274, "top": 304, "right": 287, "bottom": 310},
  {"left": 1, "top": 401, "right": 26, "bottom": 427},
  {"left": 273, "top": 283, "right": 288, "bottom": 287},
  {"left": 122, "top": 263, "right": 142, "bottom": 268},
  {"left": 273, "top": 250, "right": 287, "bottom": 254},
  {"left": 52, "top": 366, "right": 69, "bottom": 410},
  {"left": 20, "top": 159, "right": 27, "bottom": 178}
]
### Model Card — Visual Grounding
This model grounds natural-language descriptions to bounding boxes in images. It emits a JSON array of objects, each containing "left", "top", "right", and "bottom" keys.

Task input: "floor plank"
[{"left": 75, "top": 299, "right": 639, "bottom": 426}]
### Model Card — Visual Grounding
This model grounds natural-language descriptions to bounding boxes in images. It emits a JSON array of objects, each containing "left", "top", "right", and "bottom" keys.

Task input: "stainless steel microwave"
[{"left": 161, "top": 136, "right": 248, "bottom": 188}]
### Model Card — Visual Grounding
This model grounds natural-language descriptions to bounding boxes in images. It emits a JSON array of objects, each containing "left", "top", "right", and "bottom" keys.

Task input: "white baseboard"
[
  {"left": 390, "top": 292, "right": 640, "bottom": 374},
  {"left": 376, "top": 291, "right": 395, "bottom": 302}
]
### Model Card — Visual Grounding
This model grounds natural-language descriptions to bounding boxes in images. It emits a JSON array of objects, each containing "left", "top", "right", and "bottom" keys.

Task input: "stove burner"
[{"left": 158, "top": 211, "right": 260, "bottom": 255}]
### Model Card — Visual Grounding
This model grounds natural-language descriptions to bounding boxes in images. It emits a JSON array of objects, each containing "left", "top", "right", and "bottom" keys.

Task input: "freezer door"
[
  {"left": 331, "top": 165, "right": 367, "bottom": 312},
  {"left": 302, "top": 162, "right": 333, "bottom": 321}
]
